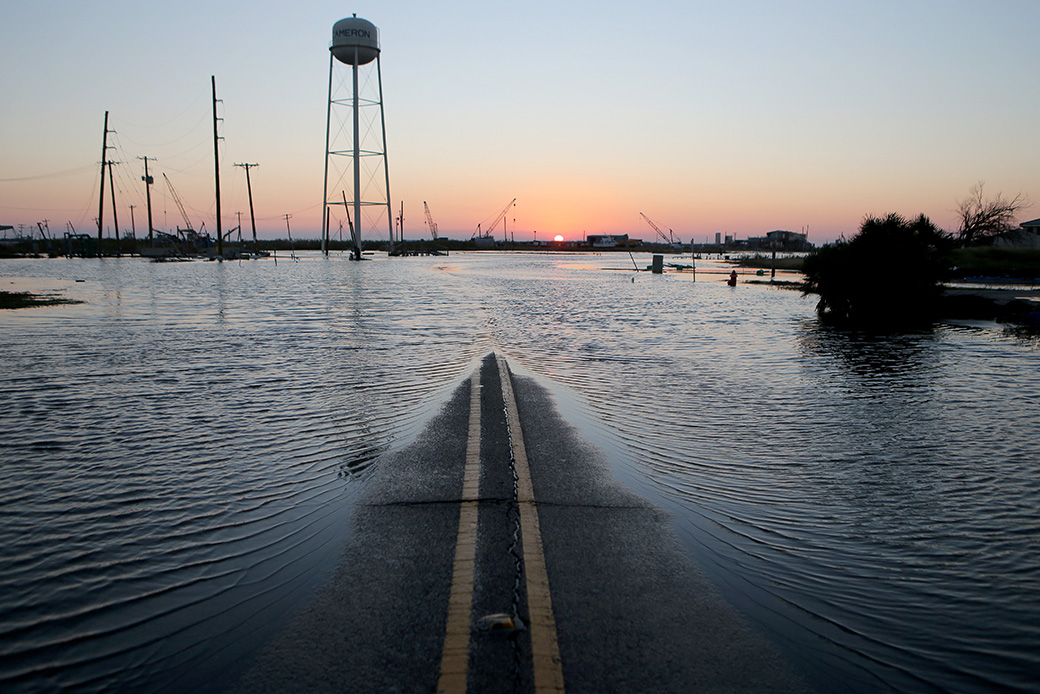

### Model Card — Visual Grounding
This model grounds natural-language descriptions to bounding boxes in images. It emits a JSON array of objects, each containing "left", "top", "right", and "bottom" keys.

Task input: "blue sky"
[{"left": 2, "top": 1, "right": 1038, "bottom": 243}]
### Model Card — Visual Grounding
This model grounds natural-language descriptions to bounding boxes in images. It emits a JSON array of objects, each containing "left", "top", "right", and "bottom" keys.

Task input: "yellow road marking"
[
  {"left": 497, "top": 355, "right": 566, "bottom": 693},
  {"left": 438, "top": 357, "right": 566, "bottom": 693},
  {"left": 437, "top": 370, "right": 483, "bottom": 694}
]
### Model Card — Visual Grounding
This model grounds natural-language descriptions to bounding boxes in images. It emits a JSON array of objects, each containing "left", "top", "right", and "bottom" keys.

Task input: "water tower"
[{"left": 322, "top": 15, "right": 393, "bottom": 259}]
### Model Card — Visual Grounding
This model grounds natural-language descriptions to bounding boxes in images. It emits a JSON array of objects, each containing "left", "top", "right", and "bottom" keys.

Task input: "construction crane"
[
  {"left": 424, "top": 201, "right": 438, "bottom": 241},
  {"left": 474, "top": 197, "right": 516, "bottom": 240},
  {"left": 640, "top": 212, "right": 680, "bottom": 247},
  {"left": 163, "top": 173, "right": 199, "bottom": 235}
]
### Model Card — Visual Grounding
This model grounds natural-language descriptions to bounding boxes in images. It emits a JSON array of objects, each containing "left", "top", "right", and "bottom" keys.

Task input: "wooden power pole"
[
  {"left": 212, "top": 76, "right": 223, "bottom": 259},
  {"left": 234, "top": 163, "right": 259, "bottom": 252},
  {"left": 97, "top": 111, "right": 111, "bottom": 255}
]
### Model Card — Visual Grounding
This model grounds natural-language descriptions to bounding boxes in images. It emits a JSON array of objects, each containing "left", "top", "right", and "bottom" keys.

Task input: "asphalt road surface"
[{"left": 233, "top": 353, "right": 813, "bottom": 693}]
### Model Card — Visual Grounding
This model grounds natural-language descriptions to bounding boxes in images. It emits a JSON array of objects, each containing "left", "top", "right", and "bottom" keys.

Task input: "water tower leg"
[
  {"left": 353, "top": 48, "right": 362, "bottom": 256},
  {"left": 377, "top": 55, "right": 393, "bottom": 249},
  {"left": 321, "top": 52, "right": 334, "bottom": 251}
]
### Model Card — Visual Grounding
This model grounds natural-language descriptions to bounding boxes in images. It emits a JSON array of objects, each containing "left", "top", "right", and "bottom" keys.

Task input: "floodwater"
[{"left": 1, "top": 252, "right": 1037, "bottom": 692}]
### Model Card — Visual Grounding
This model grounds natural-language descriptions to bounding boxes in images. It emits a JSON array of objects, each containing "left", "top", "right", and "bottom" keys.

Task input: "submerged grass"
[
  {"left": 948, "top": 247, "right": 1040, "bottom": 279},
  {"left": 737, "top": 255, "right": 805, "bottom": 271},
  {"left": 0, "top": 290, "right": 81, "bottom": 309}
]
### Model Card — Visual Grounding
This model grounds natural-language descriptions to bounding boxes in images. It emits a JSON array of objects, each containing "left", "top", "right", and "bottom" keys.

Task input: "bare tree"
[{"left": 956, "top": 181, "right": 1029, "bottom": 246}]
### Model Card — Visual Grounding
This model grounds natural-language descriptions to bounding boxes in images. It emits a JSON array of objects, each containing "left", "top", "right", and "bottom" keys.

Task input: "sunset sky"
[{"left": 2, "top": 1, "right": 1038, "bottom": 244}]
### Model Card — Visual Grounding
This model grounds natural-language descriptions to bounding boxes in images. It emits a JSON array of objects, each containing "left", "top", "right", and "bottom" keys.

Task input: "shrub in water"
[{"left": 802, "top": 213, "right": 953, "bottom": 329}]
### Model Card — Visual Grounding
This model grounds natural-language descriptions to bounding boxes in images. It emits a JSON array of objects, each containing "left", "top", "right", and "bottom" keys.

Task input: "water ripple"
[
  {"left": 2, "top": 253, "right": 1038, "bottom": 693},
  {"left": 463, "top": 253, "right": 1040, "bottom": 694},
  {"left": 0, "top": 254, "right": 490, "bottom": 690}
]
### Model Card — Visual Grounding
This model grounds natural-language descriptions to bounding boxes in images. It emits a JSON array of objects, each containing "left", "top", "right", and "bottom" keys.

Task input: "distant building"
[
  {"left": 768, "top": 230, "right": 812, "bottom": 251},
  {"left": 746, "top": 230, "right": 813, "bottom": 252},
  {"left": 587, "top": 234, "right": 631, "bottom": 248},
  {"left": 992, "top": 219, "right": 1040, "bottom": 248}
]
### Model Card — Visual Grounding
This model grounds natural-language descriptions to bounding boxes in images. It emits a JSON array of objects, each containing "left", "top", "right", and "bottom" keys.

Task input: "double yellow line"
[
  {"left": 437, "top": 356, "right": 565, "bottom": 693},
  {"left": 436, "top": 370, "right": 483, "bottom": 691}
]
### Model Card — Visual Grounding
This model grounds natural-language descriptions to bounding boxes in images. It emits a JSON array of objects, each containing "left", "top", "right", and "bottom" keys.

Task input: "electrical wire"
[{"left": 0, "top": 165, "right": 97, "bottom": 183}]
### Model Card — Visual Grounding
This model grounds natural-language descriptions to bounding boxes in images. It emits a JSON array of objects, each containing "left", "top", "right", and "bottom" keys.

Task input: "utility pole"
[
  {"left": 139, "top": 156, "right": 155, "bottom": 243},
  {"left": 129, "top": 205, "right": 136, "bottom": 241},
  {"left": 107, "top": 161, "right": 120, "bottom": 255},
  {"left": 212, "top": 76, "right": 223, "bottom": 259},
  {"left": 284, "top": 213, "right": 297, "bottom": 261},
  {"left": 97, "top": 111, "right": 113, "bottom": 255},
  {"left": 234, "top": 163, "right": 259, "bottom": 253}
]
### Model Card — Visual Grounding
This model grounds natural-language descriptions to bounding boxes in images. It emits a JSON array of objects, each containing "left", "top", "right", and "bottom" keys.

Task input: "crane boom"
[
  {"left": 423, "top": 201, "right": 438, "bottom": 241},
  {"left": 475, "top": 197, "right": 516, "bottom": 239},
  {"left": 640, "top": 212, "right": 678, "bottom": 246},
  {"left": 163, "top": 173, "right": 196, "bottom": 234}
]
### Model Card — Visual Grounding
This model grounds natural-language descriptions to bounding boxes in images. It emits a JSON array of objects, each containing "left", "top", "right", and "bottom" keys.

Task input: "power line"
[{"left": 0, "top": 165, "right": 97, "bottom": 183}]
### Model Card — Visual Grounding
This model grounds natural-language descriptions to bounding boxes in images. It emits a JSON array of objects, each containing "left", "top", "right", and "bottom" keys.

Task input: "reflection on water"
[
  {"left": 463, "top": 254, "right": 1039, "bottom": 694},
  {"left": 1, "top": 252, "right": 1038, "bottom": 693},
  {"left": 0, "top": 254, "right": 491, "bottom": 690},
  {"left": 803, "top": 326, "right": 943, "bottom": 379}
]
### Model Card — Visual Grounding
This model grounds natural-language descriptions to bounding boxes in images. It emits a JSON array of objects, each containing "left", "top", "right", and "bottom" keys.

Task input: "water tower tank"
[{"left": 331, "top": 16, "right": 379, "bottom": 65}]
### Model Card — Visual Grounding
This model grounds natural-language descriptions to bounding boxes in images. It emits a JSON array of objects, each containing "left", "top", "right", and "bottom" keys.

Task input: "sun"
[{"left": 553, "top": 235, "right": 564, "bottom": 242}]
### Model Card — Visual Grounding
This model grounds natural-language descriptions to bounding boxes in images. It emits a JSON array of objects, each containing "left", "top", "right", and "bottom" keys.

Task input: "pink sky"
[{"left": 3, "top": 1, "right": 1038, "bottom": 245}]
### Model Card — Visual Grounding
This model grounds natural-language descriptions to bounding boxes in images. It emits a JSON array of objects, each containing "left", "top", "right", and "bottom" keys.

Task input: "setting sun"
[{"left": 553, "top": 235, "right": 564, "bottom": 242}]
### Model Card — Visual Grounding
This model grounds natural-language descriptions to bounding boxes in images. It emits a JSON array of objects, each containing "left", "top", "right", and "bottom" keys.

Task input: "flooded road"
[
  {"left": 1, "top": 252, "right": 1037, "bottom": 692},
  {"left": 234, "top": 354, "right": 812, "bottom": 694}
]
